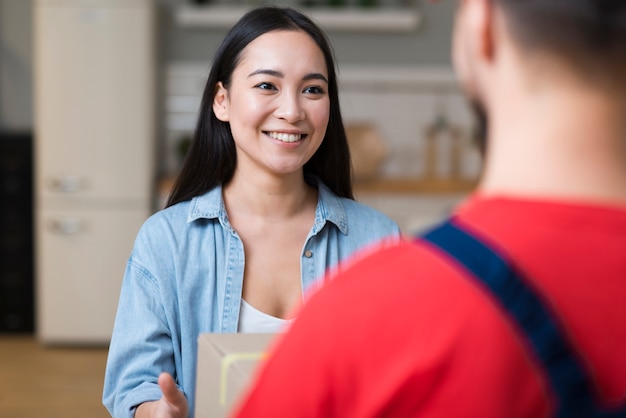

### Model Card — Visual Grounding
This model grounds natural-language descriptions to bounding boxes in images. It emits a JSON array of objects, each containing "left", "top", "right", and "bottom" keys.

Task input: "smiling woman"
[
  {"left": 167, "top": 7, "right": 352, "bottom": 205},
  {"left": 213, "top": 30, "right": 330, "bottom": 182},
  {"left": 102, "top": 6, "right": 401, "bottom": 418}
]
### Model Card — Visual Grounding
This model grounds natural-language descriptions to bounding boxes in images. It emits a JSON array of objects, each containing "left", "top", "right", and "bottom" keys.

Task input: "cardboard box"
[{"left": 195, "top": 333, "right": 278, "bottom": 418}]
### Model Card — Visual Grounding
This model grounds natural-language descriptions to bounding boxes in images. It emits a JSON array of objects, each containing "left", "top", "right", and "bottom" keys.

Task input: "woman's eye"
[
  {"left": 255, "top": 82, "right": 276, "bottom": 91},
  {"left": 304, "top": 86, "right": 325, "bottom": 95}
]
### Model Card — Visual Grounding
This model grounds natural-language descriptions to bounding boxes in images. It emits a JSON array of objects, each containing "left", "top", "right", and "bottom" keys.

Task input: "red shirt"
[{"left": 232, "top": 196, "right": 626, "bottom": 418}]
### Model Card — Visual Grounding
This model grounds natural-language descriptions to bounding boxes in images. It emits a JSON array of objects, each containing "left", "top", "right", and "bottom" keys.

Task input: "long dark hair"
[
  {"left": 495, "top": 0, "right": 626, "bottom": 86},
  {"left": 166, "top": 6, "right": 353, "bottom": 207}
]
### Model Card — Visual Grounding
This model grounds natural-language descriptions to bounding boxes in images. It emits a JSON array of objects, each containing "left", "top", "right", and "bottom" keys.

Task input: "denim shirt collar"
[{"left": 186, "top": 181, "right": 349, "bottom": 235}]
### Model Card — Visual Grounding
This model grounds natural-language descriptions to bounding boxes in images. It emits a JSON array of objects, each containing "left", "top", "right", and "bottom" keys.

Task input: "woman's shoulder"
[
  {"left": 340, "top": 196, "right": 389, "bottom": 217},
  {"left": 137, "top": 187, "right": 224, "bottom": 240},
  {"left": 341, "top": 197, "right": 399, "bottom": 229},
  {"left": 142, "top": 199, "right": 192, "bottom": 230},
  {"left": 317, "top": 183, "right": 400, "bottom": 236}
]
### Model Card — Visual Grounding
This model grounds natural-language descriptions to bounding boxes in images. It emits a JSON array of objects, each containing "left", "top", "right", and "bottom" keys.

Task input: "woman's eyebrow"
[
  {"left": 248, "top": 69, "right": 328, "bottom": 83},
  {"left": 303, "top": 73, "right": 328, "bottom": 83},
  {"left": 248, "top": 69, "right": 283, "bottom": 78}
]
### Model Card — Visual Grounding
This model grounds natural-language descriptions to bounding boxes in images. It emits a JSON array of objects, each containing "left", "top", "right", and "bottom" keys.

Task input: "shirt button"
[{"left": 304, "top": 250, "right": 313, "bottom": 258}]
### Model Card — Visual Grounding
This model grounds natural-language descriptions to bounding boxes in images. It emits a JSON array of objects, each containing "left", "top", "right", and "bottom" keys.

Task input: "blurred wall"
[
  {"left": 0, "top": 0, "right": 33, "bottom": 130},
  {"left": 0, "top": 0, "right": 456, "bottom": 130},
  {"left": 157, "top": 0, "right": 456, "bottom": 66}
]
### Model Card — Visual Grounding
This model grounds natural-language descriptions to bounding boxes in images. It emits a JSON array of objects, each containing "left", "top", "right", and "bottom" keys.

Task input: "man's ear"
[
  {"left": 213, "top": 82, "right": 230, "bottom": 122},
  {"left": 470, "top": 0, "right": 496, "bottom": 63},
  {"left": 452, "top": 0, "right": 497, "bottom": 91}
]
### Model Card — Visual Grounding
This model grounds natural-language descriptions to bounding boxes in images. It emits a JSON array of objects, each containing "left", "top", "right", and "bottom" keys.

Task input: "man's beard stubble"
[{"left": 469, "top": 99, "right": 489, "bottom": 157}]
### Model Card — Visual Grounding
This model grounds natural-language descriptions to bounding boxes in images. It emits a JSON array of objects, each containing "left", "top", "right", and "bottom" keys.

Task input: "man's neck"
[{"left": 479, "top": 82, "right": 626, "bottom": 204}]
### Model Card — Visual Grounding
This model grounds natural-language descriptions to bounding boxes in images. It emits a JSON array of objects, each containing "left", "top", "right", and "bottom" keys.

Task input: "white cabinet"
[
  {"left": 36, "top": 207, "right": 147, "bottom": 343},
  {"left": 34, "top": 0, "right": 154, "bottom": 202},
  {"left": 34, "top": 0, "right": 155, "bottom": 344}
]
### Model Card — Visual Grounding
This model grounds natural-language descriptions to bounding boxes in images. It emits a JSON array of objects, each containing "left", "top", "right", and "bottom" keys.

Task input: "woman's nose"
[{"left": 274, "top": 93, "right": 305, "bottom": 123}]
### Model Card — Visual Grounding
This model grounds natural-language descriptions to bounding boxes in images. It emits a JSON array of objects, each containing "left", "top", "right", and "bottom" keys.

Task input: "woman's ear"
[{"left": 213, "top": 82, "right": 230, "bottom": 122}]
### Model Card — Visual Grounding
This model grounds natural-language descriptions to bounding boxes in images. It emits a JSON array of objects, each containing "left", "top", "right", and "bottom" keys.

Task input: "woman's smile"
[{"left": 265, "top": 131, "right": 306, "bottom": 143}]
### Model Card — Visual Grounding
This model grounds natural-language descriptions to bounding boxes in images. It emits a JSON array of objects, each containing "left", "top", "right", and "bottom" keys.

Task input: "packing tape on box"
[{"left": 220, "top": 352, "right": 267, "bottom": 406}]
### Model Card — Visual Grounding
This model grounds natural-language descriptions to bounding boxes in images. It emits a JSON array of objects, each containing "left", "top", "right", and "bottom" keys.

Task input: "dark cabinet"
[{"left": 0, "top": 131, "right": 34, "bottom": 332}]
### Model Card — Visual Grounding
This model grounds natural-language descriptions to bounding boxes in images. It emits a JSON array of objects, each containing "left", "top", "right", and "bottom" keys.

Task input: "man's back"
[{"left": 233, "top": 196, "right": 626, "bottom": 417}]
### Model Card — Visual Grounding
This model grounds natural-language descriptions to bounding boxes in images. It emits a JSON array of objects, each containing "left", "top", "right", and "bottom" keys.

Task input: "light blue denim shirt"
[{"left": 103, "top": 181, "right": 400, "bottom": 418}]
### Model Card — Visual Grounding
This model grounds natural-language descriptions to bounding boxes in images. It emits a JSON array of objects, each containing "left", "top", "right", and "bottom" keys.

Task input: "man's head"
[{"left": 452, "top": 0, "right": 626, "bottom": 151}]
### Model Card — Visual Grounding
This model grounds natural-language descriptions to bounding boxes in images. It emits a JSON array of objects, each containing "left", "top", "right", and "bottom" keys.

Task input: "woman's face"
[{"left": 213, "top": 30, "right": 330, "bottom": 180}]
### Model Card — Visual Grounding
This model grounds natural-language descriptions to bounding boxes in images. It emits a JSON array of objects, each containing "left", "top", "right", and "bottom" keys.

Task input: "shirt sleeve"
[{"left": 102, "top": 255, "right": 177, "bottom": 418}]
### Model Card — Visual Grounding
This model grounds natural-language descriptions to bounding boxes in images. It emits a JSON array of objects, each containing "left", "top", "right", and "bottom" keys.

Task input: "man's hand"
[{"left": 135, "top": 373, "right": 189, "bottom": 418}]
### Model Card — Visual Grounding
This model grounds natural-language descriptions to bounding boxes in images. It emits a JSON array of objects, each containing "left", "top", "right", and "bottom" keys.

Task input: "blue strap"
[{"left": 420, "top": 220, "right": 626, "bottom": 418}]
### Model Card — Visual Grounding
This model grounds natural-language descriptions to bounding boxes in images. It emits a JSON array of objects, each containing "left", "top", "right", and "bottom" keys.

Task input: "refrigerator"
[{"left": 33, "top": 0, "right": 155, "bottom": 344}]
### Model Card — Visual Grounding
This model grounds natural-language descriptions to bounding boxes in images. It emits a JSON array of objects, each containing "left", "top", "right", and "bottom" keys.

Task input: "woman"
[{"left": 103, "top": 6, "right": 400, "bottom": 418}]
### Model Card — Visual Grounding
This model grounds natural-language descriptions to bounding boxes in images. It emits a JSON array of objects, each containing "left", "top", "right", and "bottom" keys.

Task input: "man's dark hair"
[{"left": 496, "top": 0, "right": 626, "bottom": 85}]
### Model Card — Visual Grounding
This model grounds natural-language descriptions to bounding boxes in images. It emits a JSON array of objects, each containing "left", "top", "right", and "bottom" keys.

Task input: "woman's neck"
[{"left": 223, "top": 170, "right": 317, "bottom": 220}]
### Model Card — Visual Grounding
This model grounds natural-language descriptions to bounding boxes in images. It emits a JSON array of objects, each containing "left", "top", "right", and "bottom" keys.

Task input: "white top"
[{"left": 237, "top": 299, "right": 294, "bottom": 333}]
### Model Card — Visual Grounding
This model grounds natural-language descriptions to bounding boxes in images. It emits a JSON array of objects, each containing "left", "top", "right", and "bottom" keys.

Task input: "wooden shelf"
[
  {"left": 355, "top": 178, "right": 478, "bottom": 194},
  {"left": 174, "top": 5, "right": 421, "bottom": 33},
  {"left": 159, "top": 177, "right": 477, "bottom": 201}
]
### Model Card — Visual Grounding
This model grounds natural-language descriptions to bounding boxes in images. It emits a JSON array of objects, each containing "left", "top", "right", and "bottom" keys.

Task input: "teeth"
[{"left": 268, "top": 132, "right": 302, "bottom": 143}]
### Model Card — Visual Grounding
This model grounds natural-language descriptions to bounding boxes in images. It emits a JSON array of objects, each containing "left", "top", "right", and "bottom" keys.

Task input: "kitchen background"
[{"left": 0, "top": 0, "right": 480, "bottom": 342}]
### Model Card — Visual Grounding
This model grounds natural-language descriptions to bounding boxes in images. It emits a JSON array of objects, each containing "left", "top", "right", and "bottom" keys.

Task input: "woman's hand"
[{"left": 135, "top": 373, "right": 189, "bottom": 418}]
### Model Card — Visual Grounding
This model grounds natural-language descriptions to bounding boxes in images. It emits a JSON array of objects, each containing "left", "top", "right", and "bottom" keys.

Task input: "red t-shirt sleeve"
[{"left": 231, "top": 241, "right": 550, "bottom": 418}]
